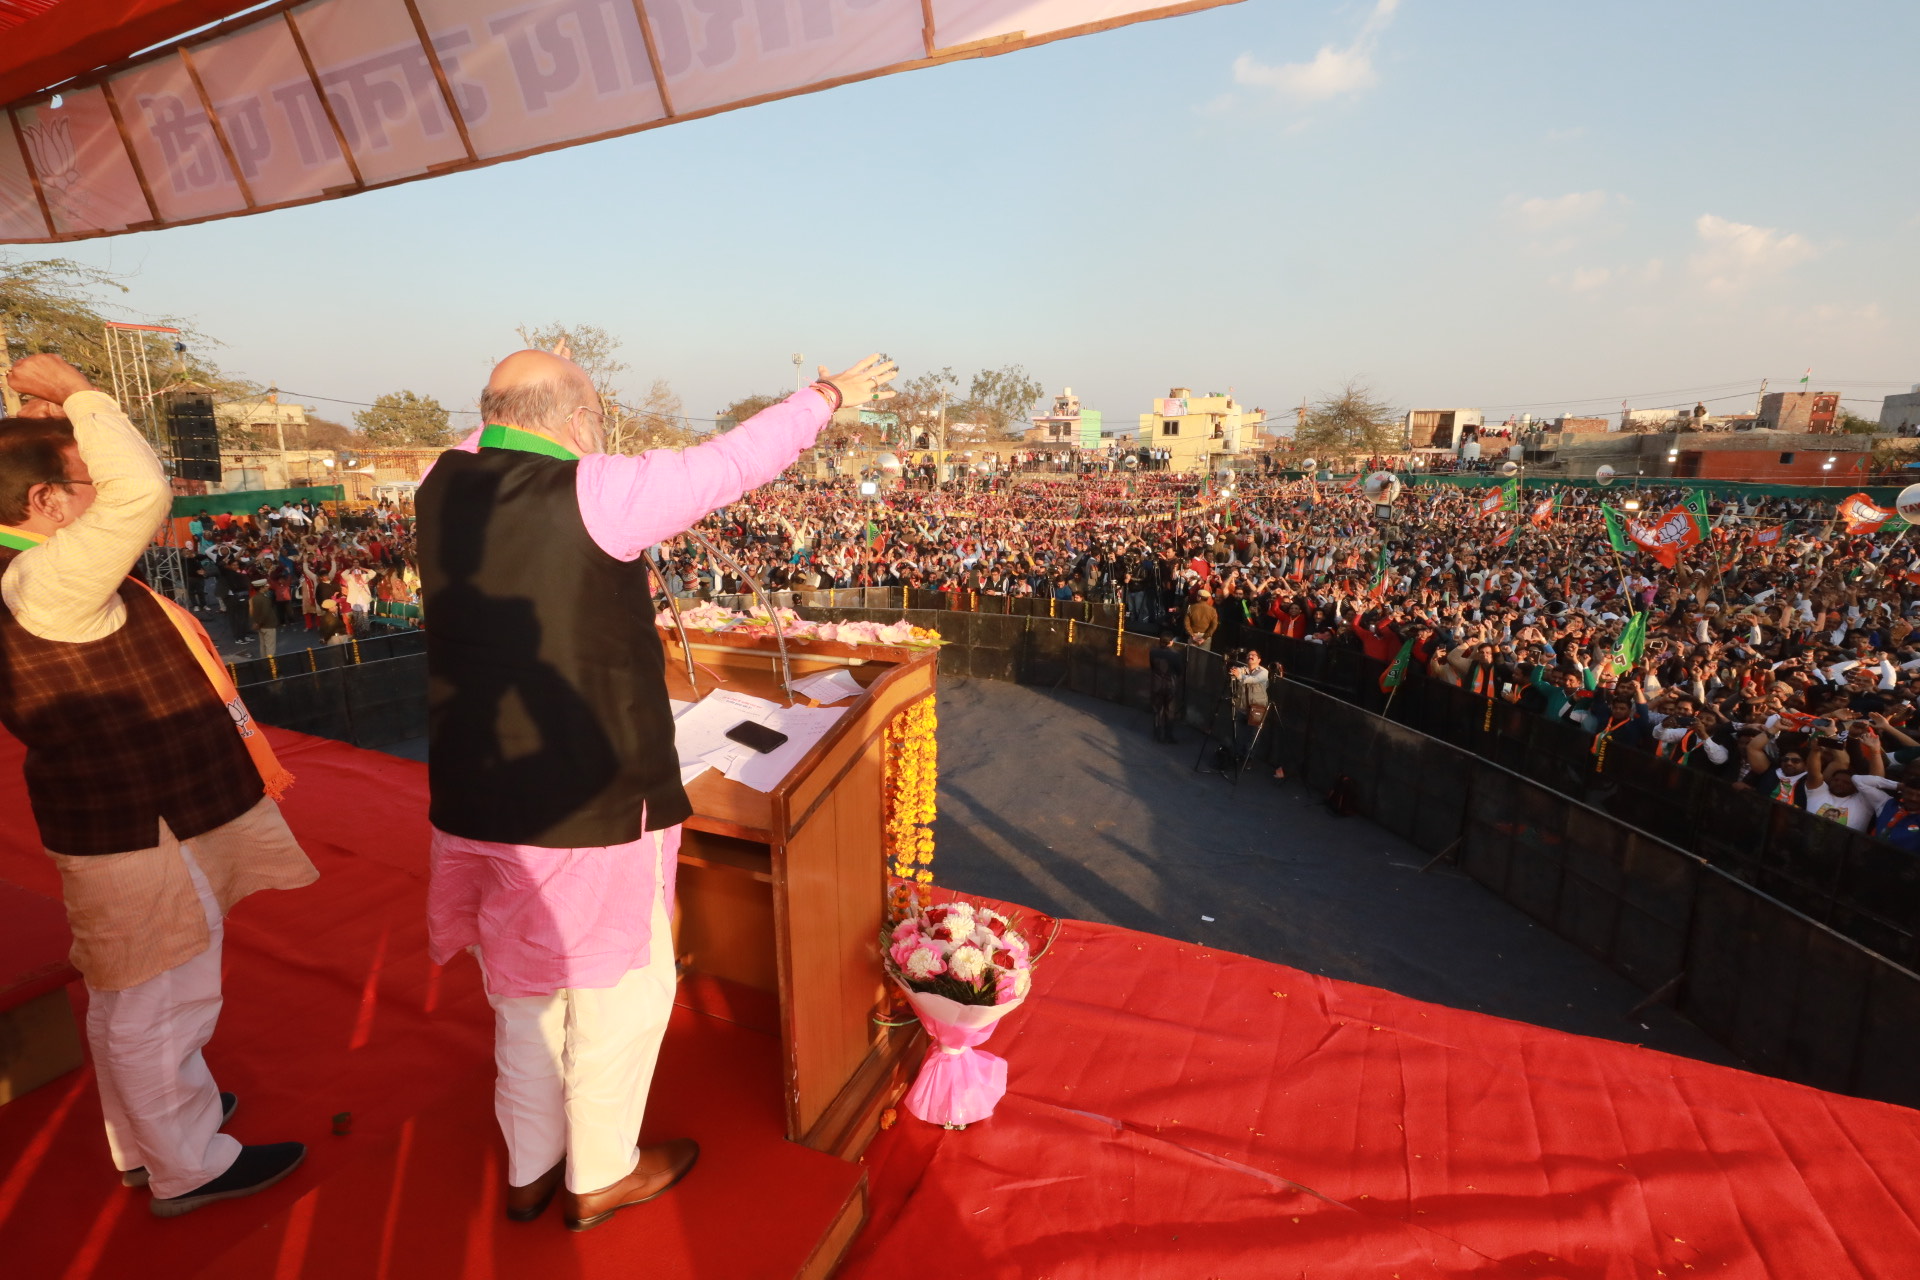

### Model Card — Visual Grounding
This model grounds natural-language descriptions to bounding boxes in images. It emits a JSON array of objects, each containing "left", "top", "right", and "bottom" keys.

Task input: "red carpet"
[
  {"left": 4, "top": 730, "right": 1920, "bottom": 1279},
  {"left": 0, "top": 727, "right": 861, "bottom": 1280}
]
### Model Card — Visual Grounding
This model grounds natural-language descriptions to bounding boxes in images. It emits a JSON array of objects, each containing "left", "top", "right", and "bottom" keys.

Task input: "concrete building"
[
  {"left": 1553, "top": 416, "right": 1611, "bottom": 434},
  {"left": 1879, "top": 387, "right": 1920, "bottom": 435},
  {"left": 1028, "top": 388, "right": 1103, "bottom": 447},
  {"left": 214, "top": 397, "right": 308, "bottom": 446},
  {"left": 1757, "top": 391, "right": 1841, "bottom": 433},
  {"left": 1405, "top": 408, "right": 1483, "bottom": 450},
  {"left": 1522, "top": 429, "right": 1883, "bottom": 486},
  {"left": 1136, "top": 387, "right": 1265, "bottom": 472}
]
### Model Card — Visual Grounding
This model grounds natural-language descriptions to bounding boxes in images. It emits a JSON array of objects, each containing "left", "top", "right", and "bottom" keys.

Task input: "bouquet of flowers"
[{"left": 882, "top": 901, "right": 1040, "bottom": 1128}]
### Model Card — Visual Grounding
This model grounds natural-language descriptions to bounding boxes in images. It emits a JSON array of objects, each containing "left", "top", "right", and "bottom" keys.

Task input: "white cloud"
[
  {"left": 1234, "top": 0, "right": 1400, "bottom": 104},
  {"left": 1688, "top": 213, "right": 1818, "bottom": 293},
  {"left": 1513, "top": 190, "right": 1611, "bottom": 230},
  {"left": 1547, "top": 258, "right": 1662, "bottom": 294}
]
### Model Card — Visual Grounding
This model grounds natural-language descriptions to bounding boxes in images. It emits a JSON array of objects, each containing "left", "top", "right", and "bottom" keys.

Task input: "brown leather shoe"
[
  {"left": 505, "top": 1160, "right": 565, "bottom": 1222},
  {"left": 563, "top": 1140, "right": 699, "bottom": 1232}
]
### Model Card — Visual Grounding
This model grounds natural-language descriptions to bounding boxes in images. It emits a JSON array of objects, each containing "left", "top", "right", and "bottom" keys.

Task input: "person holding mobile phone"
[{"left": 417, "top": 344, "right": 896, "bottom": 1230}]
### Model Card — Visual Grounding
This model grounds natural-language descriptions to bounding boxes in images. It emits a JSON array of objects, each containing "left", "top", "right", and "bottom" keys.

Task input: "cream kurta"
[{"left": 6, "top": 389, "right": 315, "bottom": 990}]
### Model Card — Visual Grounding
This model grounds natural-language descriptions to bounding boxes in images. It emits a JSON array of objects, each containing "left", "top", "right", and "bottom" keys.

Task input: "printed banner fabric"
[{"left": 0, "top": 0, "right": 1242, "bottom": 242}]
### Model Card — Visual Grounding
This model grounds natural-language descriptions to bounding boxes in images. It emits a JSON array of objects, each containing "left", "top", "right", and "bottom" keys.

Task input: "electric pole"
[
  {"left": 937, "top": 390, "right": 948, "bottom": 487},
  {"left": 792, "top": 352, "right": 805, "bottom": 393}
]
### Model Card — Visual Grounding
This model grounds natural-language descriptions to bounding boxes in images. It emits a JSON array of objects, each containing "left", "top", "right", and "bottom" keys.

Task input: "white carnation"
[
  {"left": 947, "top": 944, "right": 989, "bottom": 983},
  {"left": 904, "top": 946, "right": 945, "bottom": 980}
]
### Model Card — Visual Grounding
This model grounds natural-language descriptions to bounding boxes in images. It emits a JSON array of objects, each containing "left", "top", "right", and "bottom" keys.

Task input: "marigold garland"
[{"left": 885, "top": 695, "right": 939, "bottom": 919}]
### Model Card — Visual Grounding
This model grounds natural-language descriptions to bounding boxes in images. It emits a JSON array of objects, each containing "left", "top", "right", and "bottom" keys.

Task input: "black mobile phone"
[{"left": 725, "top": 721, "right": 789, "bottom": 754}]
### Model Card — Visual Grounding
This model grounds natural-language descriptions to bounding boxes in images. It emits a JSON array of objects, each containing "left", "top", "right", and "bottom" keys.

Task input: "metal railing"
[{"left": 781, "top": 587, "right": 1920, "bottom": 966}]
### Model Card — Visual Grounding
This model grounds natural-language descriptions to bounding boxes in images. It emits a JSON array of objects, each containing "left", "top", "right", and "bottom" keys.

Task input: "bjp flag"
[
  {"left": 1626, "top": 508, "right": 1702, "bottom": 569},
  {"left": 1838, "top": 493, "right": 1907, "bottom": 534}
]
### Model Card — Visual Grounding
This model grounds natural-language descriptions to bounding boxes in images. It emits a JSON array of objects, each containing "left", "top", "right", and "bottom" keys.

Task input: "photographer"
[{"left": 1224, "top": 648, "right": 1272, "bottom": 768}]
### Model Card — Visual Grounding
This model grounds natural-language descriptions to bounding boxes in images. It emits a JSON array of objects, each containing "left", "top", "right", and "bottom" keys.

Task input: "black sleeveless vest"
[
  {"left": 417, "top": 448, "right": 691, "bottom": 847},
  {"left": 0, "top": 546, "right": 261, "bottom": 855}
]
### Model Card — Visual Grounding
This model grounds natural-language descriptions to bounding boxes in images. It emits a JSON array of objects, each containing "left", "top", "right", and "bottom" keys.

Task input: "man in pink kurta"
[{"left": 418, "top": 348, "right": 896, "bottom": 1230}]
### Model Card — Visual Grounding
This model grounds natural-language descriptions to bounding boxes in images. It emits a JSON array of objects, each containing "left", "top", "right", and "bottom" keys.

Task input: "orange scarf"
[{"left": 0, "top": 526, "right": 293, "bottom": 800}]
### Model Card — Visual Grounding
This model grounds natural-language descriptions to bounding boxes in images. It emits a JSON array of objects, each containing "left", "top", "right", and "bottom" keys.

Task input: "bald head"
[{"left": 480, "top": 349, "right": 601, "bottom": 453}]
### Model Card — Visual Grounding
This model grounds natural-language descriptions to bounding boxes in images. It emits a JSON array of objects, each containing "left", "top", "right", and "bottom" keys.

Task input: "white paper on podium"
[
  {"left": 669, "top": 689, "right": 847, "bottom": 793},
  {"left": 672, "top": 690, "right": 780, "bottom": 765},
  {"left": 791, "top": 668, "right": 867, "bottom": 704},
  {"left": 723, "top": 704, "right": 848, "bottom": 792}
]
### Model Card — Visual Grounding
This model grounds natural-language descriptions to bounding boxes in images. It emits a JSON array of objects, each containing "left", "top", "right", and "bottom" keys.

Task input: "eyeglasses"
[{"left": 48, "top": 478, "right": 93, "bottom": 488}]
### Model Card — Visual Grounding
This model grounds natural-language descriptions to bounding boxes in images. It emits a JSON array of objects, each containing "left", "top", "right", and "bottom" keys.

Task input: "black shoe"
[
  {"left": 150, "top": 1142, "right": 304, "bottom": 1218},
  {"left": 122, "top": 1092, "right": 238, "bottom": 1188}
]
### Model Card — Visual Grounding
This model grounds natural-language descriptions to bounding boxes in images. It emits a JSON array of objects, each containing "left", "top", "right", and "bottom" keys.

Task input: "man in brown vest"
[{"left": 0, "top": 356, "right": 318, "bottom": 1216}]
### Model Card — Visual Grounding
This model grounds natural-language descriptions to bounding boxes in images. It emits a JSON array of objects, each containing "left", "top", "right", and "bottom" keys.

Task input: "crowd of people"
[
  {"left": 672, "top": 464, "right": 1920, "bottom": 847},
  {"left": 174, "top": 445, "right": 1920, "bottom": 848},
  {"left": 174, "top": 498, "right": 419, "bottom": 655}
]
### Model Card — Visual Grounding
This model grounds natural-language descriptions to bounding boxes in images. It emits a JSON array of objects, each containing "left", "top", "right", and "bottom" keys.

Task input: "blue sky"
[{"left": 20, "top": 0, "right": 1920, "bottom": 431}]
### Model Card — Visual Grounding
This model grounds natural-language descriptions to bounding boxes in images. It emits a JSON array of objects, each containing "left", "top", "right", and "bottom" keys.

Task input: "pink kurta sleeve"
[{"left": 575, "top": 390, "right": 832, "bottom": 561}]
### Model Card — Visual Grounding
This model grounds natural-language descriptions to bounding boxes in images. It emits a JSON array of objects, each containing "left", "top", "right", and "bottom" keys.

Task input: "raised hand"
[
  {"left": 819, "top": 354, "right": 898, "bottom": 406},
  {"left": 7, "top": 352, "right": 92, "bottom": 405}
]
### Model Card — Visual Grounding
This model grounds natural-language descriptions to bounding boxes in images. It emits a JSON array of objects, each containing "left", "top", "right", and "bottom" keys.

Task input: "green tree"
[
  {"left": 514, "top": 321, "right": 696, "bottom": 453},
  {"left": 1838, "top": 410, "right": 1880, "bottom": 436},
  {"left": 718, "top": 392, "right": 784, "bottom": 432},
  {"left": 516, "top": 322, "right": 626, "bottom": 403},
  {"left": 355, "top": 390, "right": 451, "bottom": 446},
  {"left": 891, "top": 366, "right": 958, "bottom": 450},
  {"left": 0, "top": 254, "right": 221, "bottom": 415},
  {"left": 611, "top": 377, "right": 695, "bottom": 453},
  {"left": 1296, "top": 379, "right": 1401, "bottom": 460},
  {"left": 967, "top": 365, "right": 1045, "bottom": 440}
]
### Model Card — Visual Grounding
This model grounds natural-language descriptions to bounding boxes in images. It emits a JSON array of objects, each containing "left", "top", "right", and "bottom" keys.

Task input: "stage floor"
[{"left": 3, "top": 728, "right": 1919, "bottom": 1279}]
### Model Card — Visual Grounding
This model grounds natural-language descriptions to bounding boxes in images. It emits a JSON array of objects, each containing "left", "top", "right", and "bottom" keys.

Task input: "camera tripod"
[{"left": 1191, "top": 685, "right": 1266, "bottom": 787}]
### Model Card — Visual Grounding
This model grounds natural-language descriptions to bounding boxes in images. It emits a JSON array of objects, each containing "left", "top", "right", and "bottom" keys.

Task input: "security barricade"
[{"left": 789, "top": 603, "right": 1920, "bottom": 1109}]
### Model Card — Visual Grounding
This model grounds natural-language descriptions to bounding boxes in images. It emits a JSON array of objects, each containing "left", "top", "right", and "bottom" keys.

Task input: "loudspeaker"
[{"left": 163, "top": 390, "right": 221, "bottom": 483}]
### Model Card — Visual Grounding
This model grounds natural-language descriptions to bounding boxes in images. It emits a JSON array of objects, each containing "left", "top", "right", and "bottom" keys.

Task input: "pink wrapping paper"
[{"left": 899, "top": 987, "right": 1026, "bottom": 1128}]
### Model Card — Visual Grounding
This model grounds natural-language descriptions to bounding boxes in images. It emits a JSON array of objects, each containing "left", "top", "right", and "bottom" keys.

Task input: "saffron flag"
[
  {"left": 1492, "top": 526, "right": 1515, "bottom": 549},
  {"left": 1838, "top": 493, "right": 1907, "bottom": 534},
  {"left": 1531, "top": 495, "right": 1556, "bottom": 529},
  {"left": 1477, "top": 481, "right": 1518, "bottom": 517},
  {"left": 1379, "top": 636, "right": 1416, "bottom": 693},
  {"left": 1751, "top": 526, "right": 1783, "bottom": 548},
  {"left": 1624, "top": 507, "right": 1701, "bottom": 569}
]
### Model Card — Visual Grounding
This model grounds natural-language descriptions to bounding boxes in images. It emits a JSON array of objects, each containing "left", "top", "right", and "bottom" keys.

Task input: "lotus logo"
[
  {"left": 21, "top": 116, "right": 79, "bottom": 190},
  {"left": 1639, "top": 512, "right": 1692, "bottom": 546}
]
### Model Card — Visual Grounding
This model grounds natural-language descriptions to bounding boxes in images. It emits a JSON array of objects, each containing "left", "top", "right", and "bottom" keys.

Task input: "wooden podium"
[{"left": 661, "top": 625, "right": 934, "bottom": 1159}]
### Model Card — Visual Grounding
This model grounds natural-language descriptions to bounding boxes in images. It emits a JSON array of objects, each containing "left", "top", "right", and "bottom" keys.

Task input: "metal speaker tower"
[{"left": 102, "top": 321, "right": 182, "bottom": 453}]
